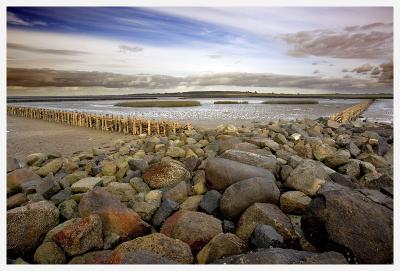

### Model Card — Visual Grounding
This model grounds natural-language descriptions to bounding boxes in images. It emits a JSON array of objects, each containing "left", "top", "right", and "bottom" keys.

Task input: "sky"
[{"left": 7, "top": 7, "right": 393, "bottom": 95}]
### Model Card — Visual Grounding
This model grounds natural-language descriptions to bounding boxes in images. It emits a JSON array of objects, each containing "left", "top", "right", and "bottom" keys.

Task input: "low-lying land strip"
[
  {"left": 213, "top": 101, "right": 249, "bottom": 104},
  {"left": 115, "top": 101, "right": 201, "bottom": 108},
  {"left": 262, "top": 100, "right": 318, "bottom": 104}
]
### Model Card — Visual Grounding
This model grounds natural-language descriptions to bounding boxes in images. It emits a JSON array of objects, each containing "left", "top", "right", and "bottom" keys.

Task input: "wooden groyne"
[
  {"left": 7, "top": 106, "right": 191, "bottom": 136},
  {"left": 330, "top": 99, "right": 374, "bottom": 123}
]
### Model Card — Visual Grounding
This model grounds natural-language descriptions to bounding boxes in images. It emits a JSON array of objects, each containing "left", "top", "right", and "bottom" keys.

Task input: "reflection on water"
[{"left": 9, "top": 98, "right": 393, "bottom": 127}]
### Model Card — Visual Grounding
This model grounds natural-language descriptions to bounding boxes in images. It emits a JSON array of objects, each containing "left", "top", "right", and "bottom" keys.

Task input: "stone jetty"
[
  {"left": 7, "top": 106, "right": 190, "bottom": 136},
  {"left": 6, "top": 117, "right": 393, "bottom": 264},
  {"left": 329, "top": 99, "right": 374, "bottom": 123}
]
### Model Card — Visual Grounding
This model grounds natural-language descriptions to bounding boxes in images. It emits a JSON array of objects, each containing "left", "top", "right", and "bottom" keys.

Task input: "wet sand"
[{"left": 7, "top": 116, "right": 136, "bottom": 160}]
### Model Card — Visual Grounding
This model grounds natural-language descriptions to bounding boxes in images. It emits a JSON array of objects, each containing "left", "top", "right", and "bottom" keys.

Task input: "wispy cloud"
[
  {"left": 7, "top": 11, "right": 47, "bottom": 26},
  {"left": 8, "top": 42, "right": 91, "bottom": 56},
  {"left": 118, "top": 44, "right": 143, "bottom": 53}
]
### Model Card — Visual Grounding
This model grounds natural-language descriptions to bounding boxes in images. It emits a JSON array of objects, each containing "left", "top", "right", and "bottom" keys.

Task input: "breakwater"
[
  {"left": 7, "top": 106, "right": 190, "bottom": 136},
  {"left": 330, "top": 99, "right": 374, "bottom": 123}
]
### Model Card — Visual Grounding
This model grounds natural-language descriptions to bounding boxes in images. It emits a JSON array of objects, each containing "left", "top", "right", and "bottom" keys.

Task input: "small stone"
[
  {"left": 162, "top": 181, "right": 188, "bottom": 204},
  {"left": 101, "top": 176, "right": 116, "bottom": 186},
  {"left": 36, "top": 158, "right": 64, "bottom": 177},
  {"left": 250, "top": 224, "right": 284, "bottom": 249},
  {"left": 192, "top": 170, "right": 207, "bottom": 195},
  {"left": 7, "top": 168, "right": 41, "bottom": 194},
  {"left": 152, "top": 199, "right": 179, "bottom": 228},
  {"left": 34, "top": 241, "right": 66, "bottom": 264},
  {"left": 58, "top": 199, "right": 79, "bottom": 220},
  {"left": 199, "top": 190, "right": 221, "bottom": 215},
  {"left": 71, "top": 177, "right": 102, "bottom": 193},
  {"left": 100, "top": 161, "right": 117, "bottom": 176},
  {"left": 128, "top": 159, "right": 149, "bottom": 173},
  {"left": 103, "top": 233, "right": 120, "bottom": 250},
  {"left": 145, "top": 190, "right": 163, "bottom": 206},
  {"left": 69, "top": 250, "right": 113, "bottom": 264},
  {"left": 130, "top": 201, "right": 158, "bottom": 221},
  {"left": 36, "top": 173, "right": 61, "bottom": 199},
  {"left": 26, "top": 153, "right": 48, "bottom": 166},
  {"left": 130, "top": 177, "right": 150, "bottom": 193},
  {"left": 50, "top": 188, "right": 72, "bottom": 205},
  {"left": 180, "top": 195, "right": 203, "bottom": 211},
  {"left": 166, "top": 146, "right": 186, "bottom": 158},
  {"left": 280, "top": 191, "right": 311, "bottom": 215},
  {"left": 105, "top": 182, "right": 137, "bottom": 203},
  {"left": 223, "top": 220, "right": 235, "bottom": 233},
  {"left": 7, "top": 193, "right": 28, "bottom": 210},
  {"left": 327, "top": 120, "right": 341, "bottom": 129}
]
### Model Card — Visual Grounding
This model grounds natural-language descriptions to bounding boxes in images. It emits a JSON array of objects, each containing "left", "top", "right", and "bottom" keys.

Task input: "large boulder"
[
  {"left": 52, "top": 214, "right": 103, "bottom": 256},
  {"left": 196, "top": 233, "right": 248, "bottom": 264},
  {"left": 160, "top": 210, "right": 223, "bottom": 252},
  {"left": 286, "top": 159, "right": 330, "bottom": 196},
  {"left": 109, "top": 233, "right": 193, "bottom": 264},
  {"left": 7, "top": 168, "right": 41, "bottom": 194},
  {"left": 220, "top": 177, "right": 280, "bottom": 219},
  {"left": 79, "top": 187, "right": 150, "bottom": 241},
  {"left": 302, "top": 189, "right": 393, "bottom": 263},
  {"left": 205, "top": 158, "right": 275, "bottom": 191},
  {"left": 236, "top": 203, "right": 298, "bottom": 246},
  {"left": 7, "top": 201, "right": 59, "bottom": 257},
  {"left": 213, "top": 248, "right": 347, "bottom": 264},
  {"left": 220, "top": 149, "right": 279, "bottom": 175},
  {"left": 143, "top": 160, "right": 191, "bottom": 189}
]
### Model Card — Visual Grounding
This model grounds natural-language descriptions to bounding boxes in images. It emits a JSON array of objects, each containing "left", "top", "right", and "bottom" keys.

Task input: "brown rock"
[
  {"left": 160, "top": 210, "right": 223, "bottom": 252},
  {"left": 143, "top": 160, "right": 191, "bottom": 189},
  {"left": 69, "top": 250, "right": 113, "bottom": 264},
  {"left": 7, "top": 168, "right": 41, "bottom": 194},
  {"left": 109, "top": 233, "right": 193, "bottom": 264},
  {"left": 79, "top": 187, "right": 150, "bottom": 241},
  {"left": 7, "top": 193, "right": 28, "bottom": 210},
  {"left": 280, "top": 191, "right": 311, "bottom": 214},
  {"left": 196, "top": 233, "right": 248, "bottom": 264},
  {"left": 34, "top": 241, "right": 66, "bottom": 264}
]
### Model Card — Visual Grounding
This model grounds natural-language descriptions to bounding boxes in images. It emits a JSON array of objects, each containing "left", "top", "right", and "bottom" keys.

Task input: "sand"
[{"left": 7, "top": 116, "right": 137, "bottom": 160}]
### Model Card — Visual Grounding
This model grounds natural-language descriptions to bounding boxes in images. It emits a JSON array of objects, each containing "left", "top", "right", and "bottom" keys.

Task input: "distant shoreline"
[{"left": 7, "top": 91, "right": 393, "bottom": 103}]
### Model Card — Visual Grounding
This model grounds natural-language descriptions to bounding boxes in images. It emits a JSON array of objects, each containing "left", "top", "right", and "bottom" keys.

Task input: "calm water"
[{"left": 10, "top": 98, "right": 393, "bottom": 128}]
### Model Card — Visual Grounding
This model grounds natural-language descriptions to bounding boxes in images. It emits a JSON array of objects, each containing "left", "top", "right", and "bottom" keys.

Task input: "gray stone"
[
  {"left": 162, "top": 181, "right": 188, "bottom": 204},
  {"left": 151, "top": 199, "right": 179, "bottom": 228},
  {"left": 223, "top": 220, "right": 235, "bottom": 233},
  {"left": 71, "top": 177, "right": 102, "bottom": 193},
  {"left": 250, "top": 224, "right": 284, "bottom": 249},
  {"left": 128, "top": 159, "right": 149, "bottom": 173},
  {"left": 346, "top": 142, "right": 361, "bottom": 157},
  {"left": 130, "top": 177, "right": 150, "bottom": 193},
  {"left": 50, "top": 188, "right": 72, "bottom": 205},
  {"left": 199, "top": 190, "right": 222, "bottom": 215},
  {"left": 130, "top": 201, "right": 158, "bottom": 221},
  {"left": 58, "top": 199, "right": 79, "bottom": 220}
]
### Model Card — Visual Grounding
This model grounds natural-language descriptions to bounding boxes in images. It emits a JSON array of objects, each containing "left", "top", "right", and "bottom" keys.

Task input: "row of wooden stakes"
[
  {"left": 330, "top": 99, "right": 374, "bottom": 123},
  {"left": 7, "top": 106, "right": 192, "bottom": 136}
]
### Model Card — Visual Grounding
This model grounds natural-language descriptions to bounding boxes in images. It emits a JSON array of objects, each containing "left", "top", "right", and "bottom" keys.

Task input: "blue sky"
[{"left": 7, "top": 7, "right": 393, "bottom": 93}]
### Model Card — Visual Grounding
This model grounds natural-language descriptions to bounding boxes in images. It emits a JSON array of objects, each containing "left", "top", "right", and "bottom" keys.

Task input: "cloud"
[
  {"left": 342, "top": 69, "right": 349, "bottom": 72},
  {"left": 208, "top": 54, "right": 222, "bottom": 59},
  {"left": 352, "top": 64, "right": 373, "bottom": 73},
  {"left": 118, "top": 44, "right": 143, "bottom": 53},
  {"left": 7, "top": 68, "right": 392, "bottom": 92},
  {"left": 7, "top": 11, "right": 47, "bottom": 26},
  {"left": 313, "top": 70, "right": 320, "bottom": 74},
  {"left": 378, "top": 61, "right": 393, "bottom": 84},
  {"left": 281, "top": 22, "right": 392, "bottom": 59},
  {"left": 8, "top": 43, "right": 91, "bottom": 56}
]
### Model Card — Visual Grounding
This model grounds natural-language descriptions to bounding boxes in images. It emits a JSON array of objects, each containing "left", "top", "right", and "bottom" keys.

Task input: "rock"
[
  {"left": 59, "top": 171, "right": 88, "bottom": 189},
  {"left": 130, "top": 201, "right": 158, "bottom": 221},
  {"left": 205, "top": 157, "right": 275, "bottom": 191},
  {"left": 192, "top": 170, "right": 207, "bottom": 195},
  {"left": 100, "top": 161, "right": 117, "bottom": 176},
  {"left": 302, "top": 189, "right": 393, "bottom": 263},
  {"left": 52, "top": 214, "right": 103, "bottom": 256},
  {"left": 376, "top": 137, "right": 390, "bottom": 156},
  {"left": 36, "top": 173, "right": 61, "bottom": 199},
  {"left": 71, "top": 177, "right": 102, "bottom": 193},
  {"left": 180, "top": 195, "right": 203, "bottom": 211},
  {"left": 329, "top": 172, "right": 360, "bottom": 189},
  {"left": 79, "top": 187, "right": 150, "bottom": 241},
  {"left": 160, "top": 210, "right": 223, "bottom": 252},
  {"left": 217, "top": 137, "right": 242, "bottom": 153},
  {"left": 129, "top": 177, "right": 150, "bottom": 193},
  {"left": 327, "top": 120, "right": 341, "bottom": 129},
  {"left": 69, "top": 250, "right": 113, "bottom": 264},
  {"left": 338, "top": 160, "right": 360, "bottom": 178},
  {"left": 280, "top": 165, "right": 293, "bottom": 181},
  {"left": 250, "top": 224, "right": 284, "bottom": 249},
  {"left": 128, "top": 159, "right": 149, "bottom": 173},
  {"left": 184, "top": 156, "right": 201, "bottom": 173},
  {"left": 359, "top": 160, "right": 377, "bottom": 175},
  {"left": 34, "top": 241, "right": 66, "bottom": 264},
  {"left": 7, "top": 201, "right": 59, "bottom": 256},
  {"left": 7, "top": 157, "right": 26, "bottom": 172},
  {"left": 105, "top": 182, "right": 136, "bottom": 203},
  {"left": 109, "top": 233, "right": 193, "bottom": 264},
  {"left": 213, "top": 248, "right": 347, "bottom": 264},
  {"left": 358, "top": 189, "right": 393, "bottom": 210},
  {"left": 120, "top": 250, "right": 177, "bottom": 264},
  {"left": 7, "top": 168, "right": 41, "bottom": 194},
  {"left": 103, "top": 233, "right": 120, "bottom": 250},
  {"left": 166, "top": 146, "right": 186, "bottom": 158},
  {"left": 162, "top": 181, "right": 189, "bottom": 204},
  {"left": 358, "top": 153, "right": 388, "bottom": 168},
  {"left": 290, "top": 133, "right": 302, "bottom": 141},
  {"left": 199, "top": 190, "right": 221, "bottom": 215},
  {"left": 223, "top": 220, "right": 235, "bottom": 233},
  {"left": 312, "top": 143, "right": 336, "bottom": 161},
  {"left": 220, "top": 149, "right": 279, "bottom": 174},
  {"left": 220, "top": 177, "right": 280, "bottom": 219},
  {"left": 293, "top": 140, "right": 313, "bottom": 159},
  {"left": 151, "top": 199, "right": 179, "bottom": 228},
  {"left": 346, "top": 142, "right": 361, "bottom": 157},
  {"left": 274, "top": 133, "right": 288, "bottom": 144},
  {"left": 58, "top": 199, "right": 79, "bottom": 220},
  {"left": 280, "top": 191, "right": 311, "bottom": 215},
  {"left": 7, "top": 193, "right": 28, "bottom": 210},
  {"left": 336, "top": 134, "right": 351, "bottom": 147},
  {"left": 357, "top": 172, "right": 383, "bottom": 188},
  {"left": 143, "top": 161, "right": 191, "bottom": 189},
  {"left": 144, "top": 189, "right": 163, "bottom": 206},
  {"left": 36, "top": 158, "right": 64, "bottom": 177},
  {"left": 286, "top": 159, "right": 330, "bottom": 196},
  {"left": 324, "top": 149, "right": 351, "bottom": 168},
  {"left": 26, "top": 153, "right": 47, "bottom": 166},
  {"left": 196, "top": 233, "right": 247, "bottom": 264},
  {"left": 288, "top": 155, "right": 303, "bottom": 168},
  {"left": 236, "top": 203, "right": 298, "bottom": 245},
  {"left": 50, "top": 188, "right": 72, "bottom": 205}
]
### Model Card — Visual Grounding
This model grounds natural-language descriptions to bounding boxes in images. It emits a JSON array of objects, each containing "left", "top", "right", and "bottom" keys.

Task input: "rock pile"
[{"left": 6, "top": 117, "right": 393, "bottom": 264}]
